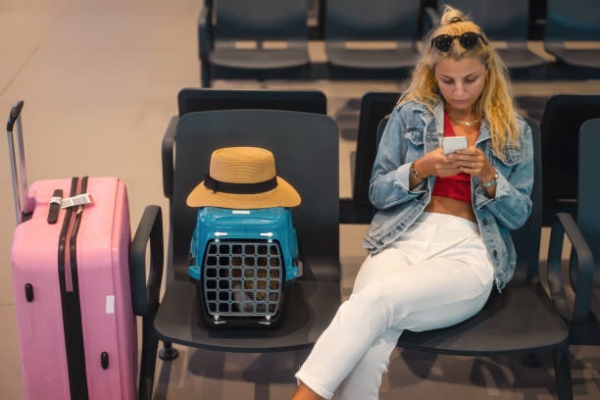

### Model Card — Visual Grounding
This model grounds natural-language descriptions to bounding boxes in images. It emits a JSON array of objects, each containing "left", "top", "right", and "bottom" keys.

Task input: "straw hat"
[{"left": 186, "top": 147, "right": 301, "bottom": 209}]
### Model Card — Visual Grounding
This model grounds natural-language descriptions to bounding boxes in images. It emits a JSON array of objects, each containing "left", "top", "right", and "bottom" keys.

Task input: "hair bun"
[{"left": 440, "top": 5, "right": 467, "bottom": 26}]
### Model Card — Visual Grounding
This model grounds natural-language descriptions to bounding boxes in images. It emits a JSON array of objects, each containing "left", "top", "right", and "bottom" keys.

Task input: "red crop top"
[{"left": 430, "top": 112, "right": 472, "bottom": 204}]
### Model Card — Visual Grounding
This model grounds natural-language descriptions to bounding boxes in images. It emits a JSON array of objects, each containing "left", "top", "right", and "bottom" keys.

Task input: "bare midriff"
[{"left": 424, "top": 195, "right": 476, "bottom": 223}]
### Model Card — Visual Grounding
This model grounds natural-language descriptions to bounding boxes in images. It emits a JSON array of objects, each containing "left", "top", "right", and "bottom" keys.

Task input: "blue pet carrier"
[{"left": 189, "top": 206, "right": 301, "bottom": 328}]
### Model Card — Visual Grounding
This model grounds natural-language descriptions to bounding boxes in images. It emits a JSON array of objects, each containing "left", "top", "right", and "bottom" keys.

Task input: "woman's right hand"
[{"left": 414, "top": 148, "right": 462, "bottom": 178}]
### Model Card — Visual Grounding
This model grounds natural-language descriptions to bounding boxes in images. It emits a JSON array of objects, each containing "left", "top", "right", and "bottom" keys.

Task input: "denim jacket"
[{"left": 363, "top": 100, "right": 534, "bottom": 291}]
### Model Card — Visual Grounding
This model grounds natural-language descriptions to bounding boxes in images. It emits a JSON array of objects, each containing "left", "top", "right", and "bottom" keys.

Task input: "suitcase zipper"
[
  {"left": 59, "top": 178, "right": 78, "bottom": 293},
  {"left": 58, "top": 176, "right": 90, "bottom": 400}
]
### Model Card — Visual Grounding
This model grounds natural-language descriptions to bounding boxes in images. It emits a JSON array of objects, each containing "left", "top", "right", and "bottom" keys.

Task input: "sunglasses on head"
[{"left": 431, "top": 32, "right": 488, "bottom": 52}]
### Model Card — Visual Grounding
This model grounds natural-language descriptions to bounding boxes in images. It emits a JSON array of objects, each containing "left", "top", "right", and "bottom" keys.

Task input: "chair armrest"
[
  {"left": 198, "top": 5, "right": 212, "bottom": 60},
  {"left": 547, "top": 212, "right": 594, "bottom": 323},
  {"left": 422, "top": 6, "right": 440, "bottom": 35},
  {"left": 130, "top": 205, "right": 164, "bottom": 316},
  {"left": 162, "top": 116, "right": 178, "bottom": 199}
]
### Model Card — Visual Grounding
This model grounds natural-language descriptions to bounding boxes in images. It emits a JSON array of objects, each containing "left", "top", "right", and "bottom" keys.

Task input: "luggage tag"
[
  {"left": 60, "top": 193, "right": 95, "bottom": 209},
  {"left": 47, "top": 191, "right": 95, "bottom": 224}
]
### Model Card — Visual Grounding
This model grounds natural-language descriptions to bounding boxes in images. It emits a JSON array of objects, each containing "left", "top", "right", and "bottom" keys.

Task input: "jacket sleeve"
[
  {"left": 473, "top": 120, "right": 534, "bottom": 230},
  {"left": 368, "top": 107, "right": 428, "bottom": 210}
]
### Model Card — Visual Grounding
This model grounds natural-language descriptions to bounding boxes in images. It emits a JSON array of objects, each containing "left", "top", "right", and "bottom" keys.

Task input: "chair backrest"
[
  {"left": 214, "top": 0, "right": 308, "bottom": 40},
  {"left": 443, "top": 0, "right": 530, "bottom": 41},
  {"left": 324, "top": 0, "right": 420, "bottom": 41},
  {"left": 577, "top": 118, "right": 600, "bottom": 284},
  {"left": 164, "top": 89, "right": 327, "bottom": 204},
  {"left": 353, "top": 92, "right": 400, "bottom": 205},
  {"left": 177, "top": 88, "right": 327, "bottom": 116},
  {"left": 540, "top": 94, "right": 600, "bottom": 226},
  {"left": 510, "top": 117, "right": 542, "bottom": 284},
  {"left": 545, "top": 0, "right": 600, "bottom": 41},
  {"left": 169, "top": 110, "right": 339, "bottom": 282}
]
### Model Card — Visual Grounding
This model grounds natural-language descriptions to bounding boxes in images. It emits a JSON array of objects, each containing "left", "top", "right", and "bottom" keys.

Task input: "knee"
[{"left": 347, "top": 287, "right": 395, "bottom": 322}]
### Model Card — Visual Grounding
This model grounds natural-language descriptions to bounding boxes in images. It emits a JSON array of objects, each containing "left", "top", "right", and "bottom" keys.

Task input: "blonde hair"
[{"left": 398, "top": 5, "right": 520, "bottom": 157}]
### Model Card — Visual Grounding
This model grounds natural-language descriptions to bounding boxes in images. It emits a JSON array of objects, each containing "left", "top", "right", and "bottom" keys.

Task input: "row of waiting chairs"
[
  {"left": 198, "top": 0, "right": 600, "bottom": 87},
  {"left": 132, "top": 87, "right": 600, "bottom": 399},
  {"left": 174, "top": 88, "right": 600, "bottom": 230}
]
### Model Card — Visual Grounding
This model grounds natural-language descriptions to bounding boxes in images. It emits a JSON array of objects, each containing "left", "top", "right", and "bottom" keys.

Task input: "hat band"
[{"left": 204, "top": 174, "right": 278, "bottom": 194}]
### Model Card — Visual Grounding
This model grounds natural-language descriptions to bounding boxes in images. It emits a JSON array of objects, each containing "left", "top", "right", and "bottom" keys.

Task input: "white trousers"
[{"left": 295, "top": 212, "right": 495, "bottom": 400}]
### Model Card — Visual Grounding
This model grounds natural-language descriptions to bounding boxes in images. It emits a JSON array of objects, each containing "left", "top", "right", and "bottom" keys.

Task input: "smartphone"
[{"left": 442, "top": 136, "right": 468, "bottom": 155}]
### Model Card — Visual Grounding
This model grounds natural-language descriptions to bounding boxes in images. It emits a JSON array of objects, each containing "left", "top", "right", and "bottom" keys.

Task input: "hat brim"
[{"left": 186, "top": 176, "right": 301, "bottom": 209}]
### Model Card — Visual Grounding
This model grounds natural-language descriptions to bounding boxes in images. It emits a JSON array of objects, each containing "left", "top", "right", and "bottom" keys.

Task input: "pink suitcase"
[{"left": 8, "top": 101, "right": 138, "bottom": 400}]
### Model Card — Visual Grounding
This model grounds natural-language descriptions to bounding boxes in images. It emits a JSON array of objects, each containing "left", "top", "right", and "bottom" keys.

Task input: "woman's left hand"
[{"left": 448, "top": 146, "right": 496, "bottom": 183}]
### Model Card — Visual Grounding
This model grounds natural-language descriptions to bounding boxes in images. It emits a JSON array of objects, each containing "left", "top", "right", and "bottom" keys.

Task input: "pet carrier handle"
[{"left": 6, "top": 100, "right": 31, "bottom": 224}]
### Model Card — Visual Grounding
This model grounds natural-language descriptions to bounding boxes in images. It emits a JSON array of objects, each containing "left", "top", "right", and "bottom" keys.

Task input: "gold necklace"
[{"left": 448, "top": 114, "right": 479, "bottom": 127}]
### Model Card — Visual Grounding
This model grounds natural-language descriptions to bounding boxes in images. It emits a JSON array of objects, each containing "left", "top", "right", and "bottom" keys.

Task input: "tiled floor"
[{"left": 1, "top": 1, "right": 600, "bottom": 399}]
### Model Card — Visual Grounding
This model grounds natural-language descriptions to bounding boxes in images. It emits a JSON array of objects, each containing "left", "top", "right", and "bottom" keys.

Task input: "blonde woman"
[{"left": 292, "top": 5, "right": 534, "bottom": 400}]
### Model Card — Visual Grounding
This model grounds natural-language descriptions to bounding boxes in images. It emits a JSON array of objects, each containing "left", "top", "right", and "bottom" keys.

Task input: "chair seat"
[
  {"left": 325, "top": 42, "right": 419, "bottom": 70},
  {"left": 497, "top": 46, "right": 547, "bottom": 69},
  {"left": 545, "top": 45, "right": 600, "bottom": 69},
  {"left": 211, "top": 45, "right": 310, "bottom": 70},
  {"left": 155, "top": 275, "right": 340, "bottom": 352},
  {"left": 397, "top": 285, "right": 569, "bottom": 355}
]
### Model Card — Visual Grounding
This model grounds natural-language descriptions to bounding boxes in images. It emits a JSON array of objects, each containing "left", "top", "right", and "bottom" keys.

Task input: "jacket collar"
[{"left": 418, "top": 100, "right": 492, "bottom": 144}]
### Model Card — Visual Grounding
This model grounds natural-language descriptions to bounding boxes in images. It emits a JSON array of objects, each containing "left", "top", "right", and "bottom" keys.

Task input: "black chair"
[
  {"left": 539, "top": 94, "right": 600, "bottom": 226},
  {"left": 544, "top": 0, "right": 600, "bottom": 76},
  {"left": 137, "top": 109, "right": 340, "bottom": 398},
  {"left": 323, "top": 0, "right": 436, "bottom": 80},
  {"left": 340, "top": 114, "right": 583, "bottom": 398},
  {"left": 198, "top": 0, "right": 311, "bottom": 87},
  {"left": 442, "top": 0, "right": 546, "bottom": 78},
  {"left": 394, "top": 118, "right": 580, "bottom": 400},
  {"left": 341, "top": 91, "right": 399, "bottom": 224},
  {"left": 547, "top": 118, "right": 600, "bottom": 346}
]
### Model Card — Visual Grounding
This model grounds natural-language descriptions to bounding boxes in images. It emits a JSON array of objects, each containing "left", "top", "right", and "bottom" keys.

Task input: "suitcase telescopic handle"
[
  {"left": 7, "top": 100, "right": 24, "bottom": 132},
  {"left": 6, "top": 101, "right": 31, "bottom": 224}
]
